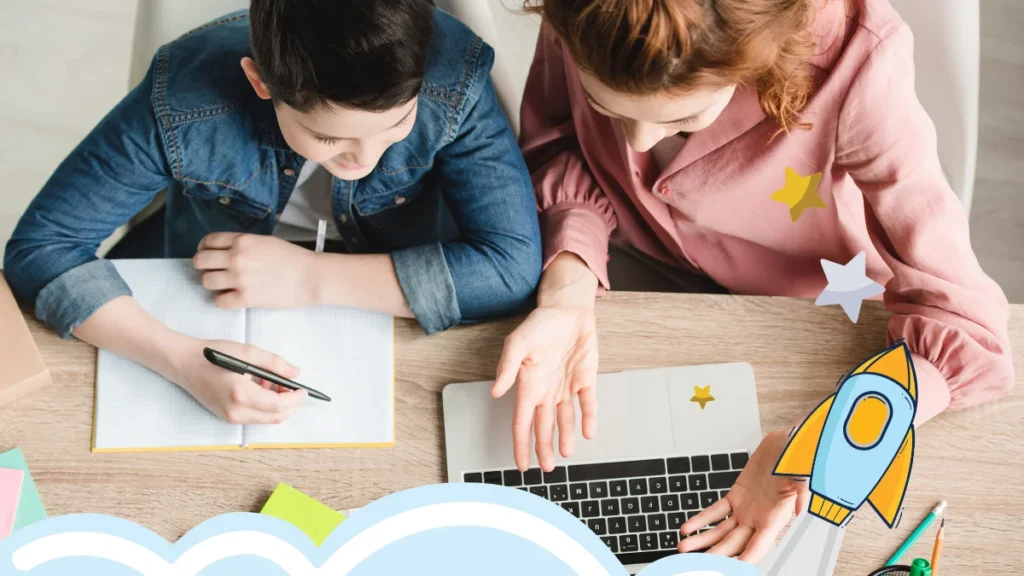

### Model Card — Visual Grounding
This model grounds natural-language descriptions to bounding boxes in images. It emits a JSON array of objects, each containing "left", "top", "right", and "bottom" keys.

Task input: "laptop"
[{"left": 442, "top": 362, "right": 762, "bottom": 573}]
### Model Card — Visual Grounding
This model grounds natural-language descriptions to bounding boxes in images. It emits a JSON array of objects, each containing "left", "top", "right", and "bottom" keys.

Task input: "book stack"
[{"left": 0, "top": 447, "right": 47, "bottom": 540}]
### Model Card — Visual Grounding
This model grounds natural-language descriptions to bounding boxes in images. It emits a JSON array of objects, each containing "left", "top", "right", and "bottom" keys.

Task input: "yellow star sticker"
[
  {"left": 690, "top": 385, "right": 715, "bottom": 410},
  {"left": 770, "top": 167, "right": 826, "bottom": 222}
]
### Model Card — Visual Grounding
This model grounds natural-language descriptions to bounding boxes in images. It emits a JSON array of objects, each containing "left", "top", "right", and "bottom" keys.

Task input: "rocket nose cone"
[{"left": 850, "top": 342, "right": 917, "bottom": 399}]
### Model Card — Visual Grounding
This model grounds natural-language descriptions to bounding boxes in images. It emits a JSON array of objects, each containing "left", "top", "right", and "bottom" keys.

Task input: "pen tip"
[{"left": 940, "top": 518, "right": 945, "bottom": 528}]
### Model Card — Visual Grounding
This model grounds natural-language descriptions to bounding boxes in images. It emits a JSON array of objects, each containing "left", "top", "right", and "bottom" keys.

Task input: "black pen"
[{"left": 203, "top": 347, "right": 332, "bottom": 402}]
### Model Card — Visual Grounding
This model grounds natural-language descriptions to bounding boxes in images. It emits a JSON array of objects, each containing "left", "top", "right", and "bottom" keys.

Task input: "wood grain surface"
[{"left": 2, "top": 292, "right": 1021, "bottom": 574}]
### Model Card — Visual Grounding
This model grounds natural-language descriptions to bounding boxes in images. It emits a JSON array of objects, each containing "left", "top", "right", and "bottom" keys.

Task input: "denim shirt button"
[
  {"left": 340, "top": 214, "right": 348, "bottom": 223},
  {"left": 283, "top": 168, "right": 295, "bottom": 177},
  {"left": 394, "top": 196, "right": 406, "bottom": 205},
  {"left": 218, "top": 196, "right": 231, "bottom": 206}
]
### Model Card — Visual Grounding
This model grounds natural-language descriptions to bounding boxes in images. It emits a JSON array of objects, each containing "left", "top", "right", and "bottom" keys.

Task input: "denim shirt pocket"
[
  {"left": 181, "top": 179, "right": 273, "bottom": 231},
  {"left": 352, "top": 162, "right": 435, "bottom": 218}
]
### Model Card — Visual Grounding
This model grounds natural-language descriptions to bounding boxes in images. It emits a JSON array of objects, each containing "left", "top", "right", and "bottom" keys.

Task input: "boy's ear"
[{"left": 240, "top": 57, "right": 272, "bottom": 100}]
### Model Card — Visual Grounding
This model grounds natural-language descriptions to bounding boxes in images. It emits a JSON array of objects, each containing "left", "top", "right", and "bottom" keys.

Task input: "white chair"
[
  {"left": 128, "top": 0, "right": 249, "bottom": 88},
  {"left": 888, "top": 0, "right": 979, "bottom": 213},
  {"left": 438, "top": 0, "right": 979, "bottom": 214},
  {"left": 435, "top": 0, "right": 540, "bottom": 136}
]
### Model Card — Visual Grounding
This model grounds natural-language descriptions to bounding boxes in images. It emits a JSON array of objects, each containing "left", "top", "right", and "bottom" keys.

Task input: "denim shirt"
[{"left": 4, "top": 9, "right": 541, "bottom": 337}]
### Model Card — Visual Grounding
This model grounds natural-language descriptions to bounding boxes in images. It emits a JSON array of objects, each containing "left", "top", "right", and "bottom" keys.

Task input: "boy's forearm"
[
  {"left": 72, "top": 295, "right": 191, "bottom": 381},
  {"left": 309, "top": 253, "right": 414, "bottom": 318}
]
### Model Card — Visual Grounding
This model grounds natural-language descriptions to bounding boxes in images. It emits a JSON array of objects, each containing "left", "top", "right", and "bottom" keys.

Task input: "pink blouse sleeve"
[
  {"left": 835, "top": 24, "right": 1014, "bottom": 422},
  {"left": 520, "top": 25, "right": 617, "bottom": 288}
]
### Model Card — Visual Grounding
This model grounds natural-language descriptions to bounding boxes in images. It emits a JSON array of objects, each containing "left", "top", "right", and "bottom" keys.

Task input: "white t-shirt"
[
  {"left": 273, "top": 161, "right": 342, "bottom": 242},
  {"left": 650, "top": 133, "right": 688, "bottom": 172}
]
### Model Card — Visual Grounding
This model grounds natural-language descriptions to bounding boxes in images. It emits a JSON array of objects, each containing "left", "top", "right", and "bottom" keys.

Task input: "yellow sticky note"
[{"left": 260, "top": 483, "right": 345, "bottom": 546}]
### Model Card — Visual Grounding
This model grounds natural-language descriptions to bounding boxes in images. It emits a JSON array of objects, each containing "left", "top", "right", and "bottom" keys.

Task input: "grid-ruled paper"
[
  {"left": 95, "top": 259, "right": 244, "bottom": 450},
  {"left": 242, "top": 305, "right": 394, "bottom": 447}
]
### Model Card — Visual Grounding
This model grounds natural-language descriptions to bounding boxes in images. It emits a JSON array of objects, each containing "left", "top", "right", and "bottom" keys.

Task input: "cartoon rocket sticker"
[
  {"left": 761, "top": 342, "right": 918, "bottom": 576},
  {"left": 774, "top": 341, "right": 917, "bottom": 528}
]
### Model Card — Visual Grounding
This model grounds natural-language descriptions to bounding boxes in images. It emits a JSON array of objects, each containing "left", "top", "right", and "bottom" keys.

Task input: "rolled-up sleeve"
[
  {"left": 35, "top": 260, "right": 132, "bottom": 337},
  {"left": 836, "top": 24, "right": 1014, "bottom": 421},
  {"left": 3, "top": 56, "right": 171, "bottom": 337},
  {"left": 392, "top": 243, "right": 460, "bottom": 334},
  {"left": 392, "top": 49, "right": 541, "bottom": 334}
]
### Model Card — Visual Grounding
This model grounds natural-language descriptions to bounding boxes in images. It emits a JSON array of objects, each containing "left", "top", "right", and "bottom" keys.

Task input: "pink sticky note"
[{"left": 0, "top": 467, "right": 25, "bottom": 539}]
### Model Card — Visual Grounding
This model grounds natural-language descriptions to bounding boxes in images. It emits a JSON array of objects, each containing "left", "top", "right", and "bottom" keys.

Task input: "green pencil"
[{"left": 885, "top": 501, "right": 947, "bottom": 566}]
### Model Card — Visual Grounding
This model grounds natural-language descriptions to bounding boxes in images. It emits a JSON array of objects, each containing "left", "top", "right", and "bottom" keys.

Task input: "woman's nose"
[{"left": 622, "top": 120, "right": 667, "bottom": 153}]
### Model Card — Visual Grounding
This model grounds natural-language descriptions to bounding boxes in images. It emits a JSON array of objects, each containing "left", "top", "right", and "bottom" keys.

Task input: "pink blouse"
[{"left": 520, "top": 0, "right": 1013, "bottom": 421}]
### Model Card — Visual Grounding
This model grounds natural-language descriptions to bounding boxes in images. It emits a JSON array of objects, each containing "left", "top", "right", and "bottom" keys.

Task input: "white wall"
[{"left": 0, "top": 0, "right": 136, "bottom": 261}]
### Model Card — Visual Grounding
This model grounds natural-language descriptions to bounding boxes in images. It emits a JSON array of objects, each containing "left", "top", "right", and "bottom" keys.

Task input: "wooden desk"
[{"left": 3, "top": 293, "right": 1022, "bottom": 574}]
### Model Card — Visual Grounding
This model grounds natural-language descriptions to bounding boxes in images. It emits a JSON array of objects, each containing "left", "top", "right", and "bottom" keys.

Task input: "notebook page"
[
  {"left": 243, "top": 306, "right": 393, "bottom": 446},
  {"left": 95, "top": 259, "right": 244, "bottom": 450}
]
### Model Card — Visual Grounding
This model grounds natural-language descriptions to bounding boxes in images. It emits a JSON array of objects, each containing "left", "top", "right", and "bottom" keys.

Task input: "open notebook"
[{"left": 94, "top": 259, "right": 394, "bottom": 452}]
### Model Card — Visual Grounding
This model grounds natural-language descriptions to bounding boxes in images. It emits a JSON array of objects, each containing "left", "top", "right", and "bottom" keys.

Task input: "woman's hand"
[
  {"left": 491, "top": 252, "right": 601, "bottom": 471},
  {"left": 677, "top": 428, "right": 811, "bottom": 563}
]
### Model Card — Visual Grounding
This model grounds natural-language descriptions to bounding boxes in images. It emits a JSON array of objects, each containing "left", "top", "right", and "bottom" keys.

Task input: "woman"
[{"left": 493, "top": 0, "right": 1012, "bottom": 561}]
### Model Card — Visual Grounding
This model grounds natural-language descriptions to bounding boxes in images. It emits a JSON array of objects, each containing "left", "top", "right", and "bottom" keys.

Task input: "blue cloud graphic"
[{"left": 0, "top": 484, "right": 757, "bottom": 575}]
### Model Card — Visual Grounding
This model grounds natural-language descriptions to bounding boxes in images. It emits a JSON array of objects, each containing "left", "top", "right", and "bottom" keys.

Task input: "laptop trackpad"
[{"left": 442, "top": 369, "right": 677, "bottom": 472}]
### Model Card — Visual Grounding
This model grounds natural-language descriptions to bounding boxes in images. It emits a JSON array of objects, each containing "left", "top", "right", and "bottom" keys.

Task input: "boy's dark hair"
[{"left": 249, "top": 0, "right": 434, "bottom": 113}]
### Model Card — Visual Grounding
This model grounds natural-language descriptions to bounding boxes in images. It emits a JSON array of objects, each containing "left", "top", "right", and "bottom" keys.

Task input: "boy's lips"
[{"left": 334, "top": 160, "right": 365, "bottom": 171}]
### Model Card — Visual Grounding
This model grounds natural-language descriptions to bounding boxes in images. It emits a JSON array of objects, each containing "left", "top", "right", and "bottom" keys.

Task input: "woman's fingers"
[
  {"left": 677, "top": 516, "right": 737, "bottom": 553},
  {"left": 738, "top": 528, "right": 778, "bottom": 564},
  {"left": 534, "top": 402, "right": 557, "bottom": 472},
  {"left": 706, "top": 524, "right": 754, "bottom": 557},
  {"left": 680, "top": 496, "right": 732, "bottom": 536},
  {"left": 510, "top": 381, "right": 535, "bottom": 471},
  {"left": 556, "top": 399, "right": 576, "bottom": 457}
]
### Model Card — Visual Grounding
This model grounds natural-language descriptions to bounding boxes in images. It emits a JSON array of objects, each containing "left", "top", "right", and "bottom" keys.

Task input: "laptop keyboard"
[{"left": 464, "top": 452, "right": 749, "bottom": 567}]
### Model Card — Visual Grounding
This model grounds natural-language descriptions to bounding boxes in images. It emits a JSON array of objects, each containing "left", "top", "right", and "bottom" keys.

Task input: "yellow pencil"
[{"left": 931, "top": 518, "right": 945, "bottom": 574}]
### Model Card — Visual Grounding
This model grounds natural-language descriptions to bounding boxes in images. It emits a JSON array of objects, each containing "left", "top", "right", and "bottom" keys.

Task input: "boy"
[{"left": 4, "top": 0, "right": 541, "bottom": 424}]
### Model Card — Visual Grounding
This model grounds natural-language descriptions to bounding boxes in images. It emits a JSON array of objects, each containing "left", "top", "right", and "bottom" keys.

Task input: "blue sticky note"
[{"left": 0, "top": 447, "right": 47, "bottom": 531}]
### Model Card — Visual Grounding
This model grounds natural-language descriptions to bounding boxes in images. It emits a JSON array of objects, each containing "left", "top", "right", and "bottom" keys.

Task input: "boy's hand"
[
  {"left": 172, "top": 338, "right": 307, "bottom": 424},
  {"left": 677, "top": 428, "right": 811, "bottom": 563},
  {"left": 194, "top": 232, "right": 318, "bottom": 309}
]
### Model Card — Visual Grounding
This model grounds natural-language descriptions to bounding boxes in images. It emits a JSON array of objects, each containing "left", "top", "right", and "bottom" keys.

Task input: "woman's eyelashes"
[{"left": 584, "top": 96, "right": 701, "bottom": 128}]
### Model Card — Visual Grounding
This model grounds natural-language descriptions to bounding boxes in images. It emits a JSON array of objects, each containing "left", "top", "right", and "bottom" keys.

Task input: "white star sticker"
[{"left": 815, "top": 251, "right": 885, "bottom": 323}]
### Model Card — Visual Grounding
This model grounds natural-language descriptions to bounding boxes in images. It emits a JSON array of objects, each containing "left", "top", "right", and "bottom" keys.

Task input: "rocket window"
[{"left": 844, "top": 393, "right": 891, "bottom": 450}]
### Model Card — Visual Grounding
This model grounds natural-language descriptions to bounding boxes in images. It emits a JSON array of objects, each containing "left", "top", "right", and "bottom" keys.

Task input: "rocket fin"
[
  {"left": 867, "top": 428, "right": 914, "bottom": 528},
  {"left": 774, "top": 395, "right": 834, "bottom": 476},
  {"left": 852, "top": 343, "right": 917, "bottom": 400}
]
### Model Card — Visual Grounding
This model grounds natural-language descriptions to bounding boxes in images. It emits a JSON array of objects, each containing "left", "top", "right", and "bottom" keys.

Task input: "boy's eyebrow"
[
  {"left": 582, "top": 88, "right": 700, "bottom": 125},
  {"left": 301, "top": 104, "right": 417, "bottom": 140}
]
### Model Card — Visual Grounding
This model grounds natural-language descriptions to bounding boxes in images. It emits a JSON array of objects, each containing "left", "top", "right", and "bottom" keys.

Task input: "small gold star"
[
  {"left": 691, "top": 385, "right": 715, "bottom": 410},
  {"left": 771, "top": 167, "right": 826, "bottom": 222}
]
